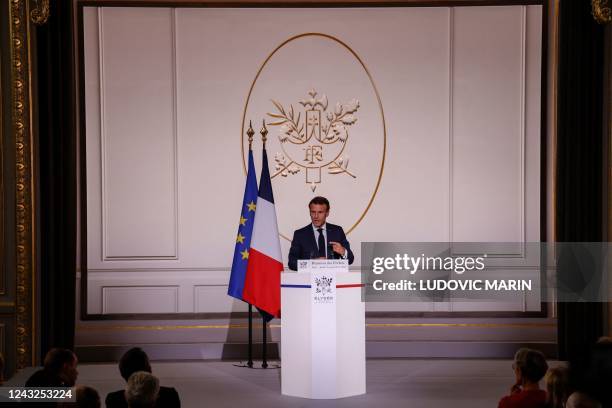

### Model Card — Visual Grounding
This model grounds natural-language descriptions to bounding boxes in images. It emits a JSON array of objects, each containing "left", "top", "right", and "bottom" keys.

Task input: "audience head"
[
  {"left": 119, "top": 347, "right": 152, "bottom": 382},
  {"left": 584, "top": 340, "right": 612, "bottom": 406},
  {"left": 44, "top": 348, "right": 78, "bottom": 386},
  {"left": 75, "top": 385, "right": 101, "bottom": 408},
  {"left": 596, "top": 336, "right": 612, "bottom": 345},
  {"left": 513, "top": 348, "right": 548, "bottom": 385},
  {"left": 566, "top": 392, "right": 602, "bottom": 408},
  {"left": 546, "top": 366, "right": 570, "bottom": 408},
  {"left": 125, "top": 371, "right": 159, "bottom": 408}
]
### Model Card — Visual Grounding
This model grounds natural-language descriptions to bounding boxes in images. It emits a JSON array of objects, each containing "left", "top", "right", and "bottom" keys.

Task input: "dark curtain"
[
  {"left": 556, "top": 0, "right": 606, "bottom": 362},
  {"left": 35, "top": 1, "right": 77, "bottom": 356}
]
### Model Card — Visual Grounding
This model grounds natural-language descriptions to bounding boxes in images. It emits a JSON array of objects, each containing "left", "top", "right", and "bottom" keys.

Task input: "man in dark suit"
[
  {"left": 105, "top": 347, "right": 180, "bottom": 408},
  {"left": 25, "top": 348, "right": 79, "bottom": 387},
  {"left": 288, "top": 196, "right": 354, "bottom": 271}
]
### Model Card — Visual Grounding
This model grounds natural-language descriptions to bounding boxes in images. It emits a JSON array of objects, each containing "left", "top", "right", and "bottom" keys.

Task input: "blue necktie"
[{"left": 317, "top": 228, "right": 326, "bottom": 258}]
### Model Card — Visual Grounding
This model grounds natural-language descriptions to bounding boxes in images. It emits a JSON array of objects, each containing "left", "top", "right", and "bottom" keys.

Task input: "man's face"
[
  {"left": 309, "top": 204, "right": 329, "bottom": 227},
  {"left": 62, "top": 356, "right": 79, "bottom": 387}
]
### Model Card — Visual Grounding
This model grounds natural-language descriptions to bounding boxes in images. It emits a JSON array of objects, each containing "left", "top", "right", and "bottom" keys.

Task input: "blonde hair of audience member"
[
  {"left": 125, "top": 371, "right": 160, "bottom": 408},
  {"left": 545, "top": 367, "right": 570, "bottom": 408},
  {"left": 75, "top": 385, "right": 101, "bottom": 408},
  {"left": 566, "top": 392, "right": 602, "bottom": 408}
]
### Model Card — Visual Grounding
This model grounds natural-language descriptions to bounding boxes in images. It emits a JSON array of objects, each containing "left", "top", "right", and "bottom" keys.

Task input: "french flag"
[{"left": 243, "top": 147, "right": 283, "bottom": 319}]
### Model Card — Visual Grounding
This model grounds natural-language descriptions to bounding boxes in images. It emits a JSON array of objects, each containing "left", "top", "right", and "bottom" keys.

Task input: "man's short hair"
[
  {"left": 514, "top": 348, "right": 548, "bottom": 383},
  {"left": 43, "top": 348, "right": 76, "bottom": 374},
  {"left": 75, "top": 385, "right": 101, "bottom": 408},
  {"left": 125, "top": 371, "right": 159, "bottom": 408},
  {"left": 119, "top": 348, "right": 152, "bottom": 382},
  {"left": 309, "top": 196, "right": 330, "bottom": 210}
]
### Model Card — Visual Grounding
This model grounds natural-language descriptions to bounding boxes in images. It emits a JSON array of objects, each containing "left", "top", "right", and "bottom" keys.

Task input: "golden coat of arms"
[{"left": 267, "top": 89, "right": 360, "bottom": 191}]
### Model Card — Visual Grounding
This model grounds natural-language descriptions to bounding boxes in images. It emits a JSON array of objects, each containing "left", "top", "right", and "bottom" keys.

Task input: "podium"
[{"left": 281, "top": 259, "right": 366, "bottom": 399}]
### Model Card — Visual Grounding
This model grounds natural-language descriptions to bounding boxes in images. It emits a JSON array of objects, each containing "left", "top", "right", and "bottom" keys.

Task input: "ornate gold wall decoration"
[
  {"left": 30, "top": 0, "right": 50, "bottom": 25},
  {"left": 242, "top": 33, "right": 386, "bottom": 238},
  {"left": 9, "top": 0, "right": 35, "bottom": 368},
  {"left": 0, "top": 32, "right": 4, "bottom": 298},
  {"left": 268, "top": 89, "right": 359, "bottom": 191},
  {"left": 592, "top": 0, "right": 612, "bottom": 24}
]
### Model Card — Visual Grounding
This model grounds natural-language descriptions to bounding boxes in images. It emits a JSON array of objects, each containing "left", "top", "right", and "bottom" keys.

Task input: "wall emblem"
[{"left": 267, "top": 89, "right": 360, "bottom": 191}]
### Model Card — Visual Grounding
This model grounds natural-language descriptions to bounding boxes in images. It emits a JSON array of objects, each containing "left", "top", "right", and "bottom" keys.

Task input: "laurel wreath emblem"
[{"left": 267, "top": 89, "right": 360, "bottom": 190}]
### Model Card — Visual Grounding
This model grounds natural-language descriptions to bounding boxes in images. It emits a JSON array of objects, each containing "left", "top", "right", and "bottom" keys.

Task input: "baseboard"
[{"left": 76, "top": 341, "right": 556, "bottom": 362}]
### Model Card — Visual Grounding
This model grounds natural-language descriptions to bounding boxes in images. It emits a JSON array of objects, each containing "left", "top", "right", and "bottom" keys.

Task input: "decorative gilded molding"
[
  {"left": 592, "top": 0, "right": 612, "bottom": 25},
  {"left": 9, "top": 0, "right": 35, "bottom": 368},
  {"left": 30, "top": 0, "right": 50, "bottom": 25},
  {"left": 74, "top": 322, "right": 555, "bottom": 332},
  {"left": 0, "top": 26, "right": 4, "bottom": 297}
]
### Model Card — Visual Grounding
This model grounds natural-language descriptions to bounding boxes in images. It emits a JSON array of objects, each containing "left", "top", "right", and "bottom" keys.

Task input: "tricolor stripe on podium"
[{"left": 243, "top": 148, "right": 283, "bottom": 319}]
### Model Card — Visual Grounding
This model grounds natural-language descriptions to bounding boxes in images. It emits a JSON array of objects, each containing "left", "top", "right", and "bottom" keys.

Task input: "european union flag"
[{"left": 228, "top": 148, "right": 258, "bottom": 301}]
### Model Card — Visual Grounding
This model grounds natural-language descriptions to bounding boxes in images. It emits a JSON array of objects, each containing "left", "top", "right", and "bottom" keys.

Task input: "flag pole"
[
  {"left": 262, "top": 315, "right": 268, "bottom": 369},
  {"left": 247, "top": 304, "right": 253, "bottom": 368},
  {"left": 229, "top": 120, "right": 259, "bottom": 369},
  {"left": 260, "top": 119, "right": 269, "bottom": 370},
  {"left": 247, "top": 121, "right": 254, "bottom": 369}
]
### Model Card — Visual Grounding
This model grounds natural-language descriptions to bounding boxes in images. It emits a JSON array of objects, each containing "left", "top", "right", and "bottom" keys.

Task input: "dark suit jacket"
[
  {"left": 288, "top": 223, "right": 354, "bottom": 271},
  {"left": 105, "top": 386, "right": 180, "bottom": 408},
  {"left": 24, "top": 369, "right": 65, "bottom": 407},
  {"left": 25, "top": 369, "right": 65, "bottom": 387}
]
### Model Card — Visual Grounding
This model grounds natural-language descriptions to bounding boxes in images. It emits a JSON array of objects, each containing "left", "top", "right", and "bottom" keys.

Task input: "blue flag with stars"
[{"left": 228, "top": 148, "right": 258, "bottom": 301}]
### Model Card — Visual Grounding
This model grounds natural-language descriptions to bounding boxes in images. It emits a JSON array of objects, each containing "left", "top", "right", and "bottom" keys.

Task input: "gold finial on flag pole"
[
  {"left": 247, "top": 120, "right": 255, "bottom": 149},
  {"left": 260, "top": 119, "right": 268, "bottom": 147}
]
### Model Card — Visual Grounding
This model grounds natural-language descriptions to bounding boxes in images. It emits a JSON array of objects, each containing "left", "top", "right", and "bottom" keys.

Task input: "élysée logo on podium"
[{"left": 314, "top": 276, "right": 334, "bottom": 296}]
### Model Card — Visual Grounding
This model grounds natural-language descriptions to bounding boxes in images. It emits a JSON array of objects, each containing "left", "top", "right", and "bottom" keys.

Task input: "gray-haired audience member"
[
  {"left": 125, "top": 371, "right": 159, "bottom": 408},
  {"left": 75, "top": 385, "right": 101, "bottom": 408},
  {"left": 498, "top": 348, "right": 548, "bottom": 408},
  {"left": 105, "top": 347, "right": 180, "bottom": 408},
  {"left": 566, "top": 392, "right": 603, "bottom": 408}
]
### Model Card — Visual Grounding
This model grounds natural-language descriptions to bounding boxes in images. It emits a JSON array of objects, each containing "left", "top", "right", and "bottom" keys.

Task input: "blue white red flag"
[
  {"left": 227, "top": 148, "right": 258, "bottom": 301},
  {"left": 243, "top": 147, "right": 283, "bottom": 319}
]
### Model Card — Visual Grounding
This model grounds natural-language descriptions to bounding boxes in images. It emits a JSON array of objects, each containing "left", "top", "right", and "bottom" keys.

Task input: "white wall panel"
[
  {"left": 87, "top": 7, "right": 179, "bottom": 261},
  {"left": 195, "top": 286, "right": 249, "bottom": 313},
  {"left": 452, "top": 6, "right": 526, "bottom": 244},
  {"left": 83, "top": 6, "right": 543, "bottom": 314},
  {"left": 102, "top": 286, "right": 179, "bottom": 314}
]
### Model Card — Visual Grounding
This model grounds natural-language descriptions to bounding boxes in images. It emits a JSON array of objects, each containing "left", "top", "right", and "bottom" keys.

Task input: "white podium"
[{"left": 281, "top": 259, "right": 366, "bottom": 399}]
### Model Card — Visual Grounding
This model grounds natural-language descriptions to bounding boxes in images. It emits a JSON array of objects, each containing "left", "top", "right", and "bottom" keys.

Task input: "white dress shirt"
[{"left": 311, "top": 223, "right": 347, "bottom": 259}]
